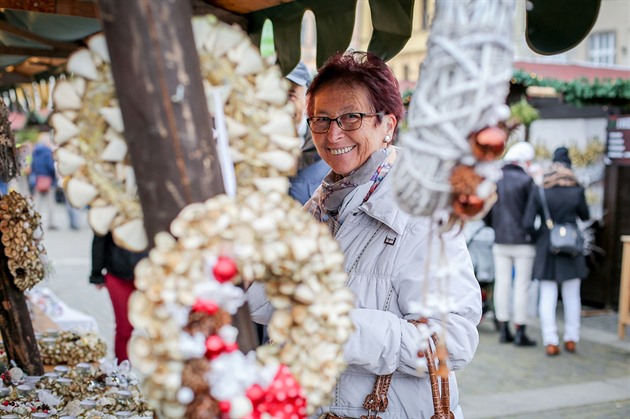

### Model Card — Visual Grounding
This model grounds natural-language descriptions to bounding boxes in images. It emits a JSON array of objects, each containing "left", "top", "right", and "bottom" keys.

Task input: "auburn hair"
[{"left": 306, "top": 51, "right": 404, "bottom": 137}]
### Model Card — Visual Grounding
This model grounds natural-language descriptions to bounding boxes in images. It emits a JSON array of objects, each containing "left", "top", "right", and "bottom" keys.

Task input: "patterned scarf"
[
  {"left": 309, "top": 147, "right": 394, "bottom": 235},
  {"left": 543, "top": 162, "right": 578, "bottom": 188}
]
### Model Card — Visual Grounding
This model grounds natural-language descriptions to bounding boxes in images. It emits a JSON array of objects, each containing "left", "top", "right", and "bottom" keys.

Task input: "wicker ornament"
[
  {"left": 392, "top": 0, "right": 514, "bottom": 225},
  {"left": 128, "top": 16, "right": 353, "bottom": 419},
  {"left": 0, "top": 191, "right": 48, "bottom": 291}
]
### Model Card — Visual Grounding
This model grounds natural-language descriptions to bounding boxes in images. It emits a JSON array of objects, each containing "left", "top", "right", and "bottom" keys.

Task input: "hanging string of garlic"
[
  {"left": 0, "top": 191, "right": 48, "bottom": 291},
  {"left": 49, "top": 34, "right": 146, "bottom": 252}
]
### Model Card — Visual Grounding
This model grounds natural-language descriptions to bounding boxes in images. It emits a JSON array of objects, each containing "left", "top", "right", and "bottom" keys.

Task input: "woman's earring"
[{"left": 383, "top": 134, "right": 392, "bottom": 143}]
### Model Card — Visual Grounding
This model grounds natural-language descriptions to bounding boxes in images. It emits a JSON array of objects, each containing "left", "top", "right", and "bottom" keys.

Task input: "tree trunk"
[
  {"left": 97, "top": 0, "right": 258, "bottom": 351},
  {"left": 0, "top": 241, "right": 44, "bottom": 375}
]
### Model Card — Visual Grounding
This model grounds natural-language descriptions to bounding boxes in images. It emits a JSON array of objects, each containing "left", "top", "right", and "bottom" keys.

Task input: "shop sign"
[{"left": 607, "top": 115, "right": 630, "bottom": 166}]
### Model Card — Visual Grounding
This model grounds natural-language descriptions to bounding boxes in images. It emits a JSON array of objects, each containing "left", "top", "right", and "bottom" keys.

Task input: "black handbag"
[{"left": 538, "top": 188, "right": 584, "bottom": 257}]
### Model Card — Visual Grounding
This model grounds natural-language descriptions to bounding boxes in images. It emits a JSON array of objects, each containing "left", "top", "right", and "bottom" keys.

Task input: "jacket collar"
[{"left": 358, "top": 172, "right": 411, "bottom": 235}]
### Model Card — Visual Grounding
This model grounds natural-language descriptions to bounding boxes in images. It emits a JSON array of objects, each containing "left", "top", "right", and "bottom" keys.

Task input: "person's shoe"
[
  {"left": 48, "top": 225, "right": 59, "bottom": 231},
  {"left": 514, "top": 325, "right": 536, "bottom": 347},
  {"left": 546, "top": 344, "right": 560, "bottom": 356},
  {"left": 564, "top": 341, "right": 576, "bottom": 353},
  {"left": 498, "top": 321, "right": 514, "bottom": 343}
]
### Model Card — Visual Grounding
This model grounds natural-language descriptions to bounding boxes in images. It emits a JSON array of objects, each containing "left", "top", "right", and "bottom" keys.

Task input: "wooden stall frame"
[{"left": 618, "top": 235, "right": 630, "bottom": 339}]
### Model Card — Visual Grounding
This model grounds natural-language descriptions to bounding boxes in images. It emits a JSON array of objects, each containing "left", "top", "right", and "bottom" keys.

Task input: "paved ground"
[
  {"left": 38, "top": 203, "right": 630, "bottom": 418},
  {"left": 458, "top": 313, "right": 630, "bottom": 418}
]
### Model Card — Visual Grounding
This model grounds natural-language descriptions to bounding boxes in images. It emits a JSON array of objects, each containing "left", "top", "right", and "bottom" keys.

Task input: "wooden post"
[
  {"left": 96, "top": 0, "right": 258, "bottom": 351},
  {"left": 0, "top": 242, "right": 44, "bottom": 375},
  {"left": 618, "top": 235, "right": 630, "bottom": 340}
]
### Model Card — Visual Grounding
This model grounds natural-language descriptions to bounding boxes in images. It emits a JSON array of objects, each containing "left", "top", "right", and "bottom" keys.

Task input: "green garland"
[
  {"left": 511, "top": 69, "right": 630, "bottom": 108},
  {"left": 402, "top": 71, "right": 630, "bottom": 109}
]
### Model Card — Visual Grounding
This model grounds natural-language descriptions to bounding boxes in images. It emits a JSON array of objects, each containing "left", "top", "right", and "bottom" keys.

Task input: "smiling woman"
[{"left": 248, "top": 51, "right": 482, "bottom": 419}]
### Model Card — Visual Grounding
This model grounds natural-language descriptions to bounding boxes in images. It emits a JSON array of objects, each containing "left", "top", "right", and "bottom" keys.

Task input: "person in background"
[
  {"left": 10, "top": 142, "right": 33, "bottom": 196},
  {"left": 484, "top": 141, "right": 537, "bottom": 346},
  {"left": 286, "top": 61, "right": 330, "bottom": 205},
  {"left": 523, "top": 146, "right": 590, "bottom": 356},
  {"left": 30, "top": 130, "right": 57, "bottom": 230},
  {"left": 248, "top": 51, "right": 481, "bottom": 418},
  {"left": 90, "top": 232, "right": 147, "bottom": 362}
]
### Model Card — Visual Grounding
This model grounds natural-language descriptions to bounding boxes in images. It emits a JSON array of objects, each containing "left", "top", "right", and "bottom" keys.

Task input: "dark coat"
[
  {"left": 484, "top": 164, "right": 535, "bottom": 244},
  {"left": 90, "top": 233, "right": 147, "bottom": 284},
  {"left": 523, "top": 185, "right": 590, "bottom": 282}
]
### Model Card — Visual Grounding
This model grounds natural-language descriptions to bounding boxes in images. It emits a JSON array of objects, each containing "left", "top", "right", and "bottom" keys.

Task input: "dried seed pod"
[{"left": 0, "top": 191, "right": 48, "bottom": 291}]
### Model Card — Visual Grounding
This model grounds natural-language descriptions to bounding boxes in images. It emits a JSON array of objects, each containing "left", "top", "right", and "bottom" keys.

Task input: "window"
[{"left": 588, "top": 31, "right": 616, "bottom": 65}]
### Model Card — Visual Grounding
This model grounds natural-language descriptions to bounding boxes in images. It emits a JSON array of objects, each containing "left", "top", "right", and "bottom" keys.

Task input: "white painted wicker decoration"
[{"left": 393, "top": 0, "right": 515, "bottom": 220}]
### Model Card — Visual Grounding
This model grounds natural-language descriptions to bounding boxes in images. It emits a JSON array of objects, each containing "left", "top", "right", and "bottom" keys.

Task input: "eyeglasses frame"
[{"left": 307, "top": 112, "right": 384, "bottom": 134}]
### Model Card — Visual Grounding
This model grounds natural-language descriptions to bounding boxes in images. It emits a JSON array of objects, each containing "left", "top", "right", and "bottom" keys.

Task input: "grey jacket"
[{"left": 248, "top": 168, "right": 481, "bottom": 419}]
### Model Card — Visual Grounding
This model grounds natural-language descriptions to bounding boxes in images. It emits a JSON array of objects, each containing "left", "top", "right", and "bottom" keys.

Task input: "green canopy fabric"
[
  {"left": 0, "top": 10, "right": 100, "bottom": 71},
  {"left": 247, "top": 0, "right": 414, "bottom": 74},
  {"left": 0, "top": 0, "right": 603, "bottom": 87},
  {"left": 526, "top": 0, "right": 601, "bottom": 55}
]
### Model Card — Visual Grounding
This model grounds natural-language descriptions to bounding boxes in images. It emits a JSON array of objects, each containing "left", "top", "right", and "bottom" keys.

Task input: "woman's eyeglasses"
[{"left": 307, "top": 112, "right": 383, "bottom": 134}]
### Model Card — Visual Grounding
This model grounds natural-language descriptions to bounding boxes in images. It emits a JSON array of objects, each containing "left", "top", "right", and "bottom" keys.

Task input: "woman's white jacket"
[{"left": 247, "top": 169, "right": 482, "bottom": 419}]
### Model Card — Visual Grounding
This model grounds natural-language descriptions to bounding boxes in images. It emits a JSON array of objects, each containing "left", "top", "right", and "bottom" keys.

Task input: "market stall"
[{"left": 0, "top": 0, "right": 604, "bottom": 418}]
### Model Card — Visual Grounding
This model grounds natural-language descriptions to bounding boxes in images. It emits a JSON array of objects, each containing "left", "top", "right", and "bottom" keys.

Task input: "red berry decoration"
[
  {"left": 192, "top": 299, "right": 219, "bottom": 315},
  {"left": 212, "top": 256, "right": 238, "bottom": 283}
]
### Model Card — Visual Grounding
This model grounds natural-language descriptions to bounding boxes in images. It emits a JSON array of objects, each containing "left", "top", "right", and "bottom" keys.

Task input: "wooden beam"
[
  {"left": 0, "top": 0, "right": 100, "bottom": 18},
  {"left": 0, "top": 21, "right": 79, "bottom": 51},
  {"left": 0, "top": 242, "right": 44, "bottom": 376},
  {"left": 97, "top": 0, "right": 258, "bottom": 352},
  {"left": 0, "top": 46, "right": 71, "bottom": 58},
  {"left": 190, "top": 0, "right": 247, "bottom": 29}
]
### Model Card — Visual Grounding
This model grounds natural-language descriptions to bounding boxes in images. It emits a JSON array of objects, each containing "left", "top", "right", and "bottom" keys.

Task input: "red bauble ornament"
[
  {"left": 470, "top": 126, "right": 507, "bottom": 161},
  {"left": 205, "top": 335, "right": 225, "bottom": 359},
  {"left": 218, "top": 400, "right": 231, "bottom": 413},
  {"left": 453, "top": 194, "right": 485, "bottom": 218},
  {"left": 213, "top": 256, "right": 238, "bottom": 283},
  {"left": 246, "top": 384, "right": 265, "bottom": 403}
]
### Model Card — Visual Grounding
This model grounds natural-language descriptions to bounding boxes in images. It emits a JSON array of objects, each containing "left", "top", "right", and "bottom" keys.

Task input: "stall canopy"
[{"left": 0, "top": 0, "right": 601, "bottom": 91}]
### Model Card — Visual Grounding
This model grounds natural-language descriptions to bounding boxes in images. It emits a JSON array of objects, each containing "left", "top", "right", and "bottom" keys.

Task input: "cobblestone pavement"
[
  {"left": 39, "top": 204, "right": 630, "bottom": 418},
  {"left": 458, "top": 310, "right": 630, "bottom": 419},
  {"left": 501, "top": 399, "right": 630, "bottom": 419}
]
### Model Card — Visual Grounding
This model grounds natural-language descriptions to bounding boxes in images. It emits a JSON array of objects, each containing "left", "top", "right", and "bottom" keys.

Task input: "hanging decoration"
[
  {"left": 128, "top": 15, "right": 353, "bottom": 419},
  {"left": 48, "top": 33, "right": 146, "bottom": 251},
  {"left": 392, "top": 0, "right": 516, "bottom": 227},
  {"left": 0, "top": 191, "right": 48, "bottom": 291}
]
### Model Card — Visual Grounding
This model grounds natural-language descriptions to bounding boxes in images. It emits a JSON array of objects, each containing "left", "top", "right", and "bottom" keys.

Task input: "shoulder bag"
[{"left": 538, "top": 187, "right": 583, "bottom": 257}]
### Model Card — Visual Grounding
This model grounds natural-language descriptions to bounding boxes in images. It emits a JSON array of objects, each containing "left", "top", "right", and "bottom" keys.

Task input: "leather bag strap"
[
  {"left": 360, "top": 319, "right": 453, "bottom": 419},
  {"left": 538, "top": 187, "right": 554, "bottom": 230}
]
